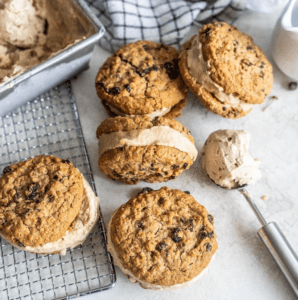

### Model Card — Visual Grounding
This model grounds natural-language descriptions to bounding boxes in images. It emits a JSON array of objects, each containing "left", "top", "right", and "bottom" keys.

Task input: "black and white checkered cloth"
[{"left": 86, "top": 0, "right": 278, "bottom": 52}]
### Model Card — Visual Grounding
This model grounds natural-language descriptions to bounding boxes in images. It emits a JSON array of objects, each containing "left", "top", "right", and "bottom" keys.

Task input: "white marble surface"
[{"left": 72, "top": 3, "right": 298, "bottom": 300}]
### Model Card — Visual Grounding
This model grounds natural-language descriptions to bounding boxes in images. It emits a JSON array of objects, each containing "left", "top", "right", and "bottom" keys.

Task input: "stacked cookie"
[
  {"left": 179, "top": 22, "right": 273, "bottom": 118},
  {"left": 107, "top": 187, "right": 217, "bottom": 290},
  {"left": 95, "top": 40, "right": 187, "bottom": 119},
  {"left": 0, "top": 155, "right": 100, "bottom": 255}
]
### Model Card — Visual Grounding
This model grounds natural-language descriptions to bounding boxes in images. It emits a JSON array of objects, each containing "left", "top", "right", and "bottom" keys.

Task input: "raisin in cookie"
[
  {"left": 0, "top": 155, "right": 100, "bottom": 255},
  {"left": 179, "top": 22, "right": 273, "bottom": 119},
  {"left": 96, "top": 116, "right": 198, "bottom": 184},
  {"left": 107, "top": 187, "right": 218, "bottom": 290},
  {"left": 95, "top": 40, "right": 187, "bottom": 119}
]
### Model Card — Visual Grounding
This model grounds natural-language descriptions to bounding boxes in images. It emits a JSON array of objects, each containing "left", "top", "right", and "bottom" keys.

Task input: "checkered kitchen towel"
[{"left": 87, "top": 0, "right": 283, "bottom": 52}]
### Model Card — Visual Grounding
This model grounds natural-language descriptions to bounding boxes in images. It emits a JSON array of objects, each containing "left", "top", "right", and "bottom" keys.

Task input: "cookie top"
[
  {"left": 198, "top": 22, "right": 273, "bottom": 104},
  {"left": 109, "top": 187, "right": 217, "bottom": 287},
  {"left": 0, "top": 155, "right": 84, "bottom": 248},
  {"left": 179, "top": 37, "right": 252, "bottom": 119},
  {"left": 96, "top": 115, "right": 194, "bottom": 144},
  {"left": 95, "top": 40, "right": 187, "bottom": 115}
]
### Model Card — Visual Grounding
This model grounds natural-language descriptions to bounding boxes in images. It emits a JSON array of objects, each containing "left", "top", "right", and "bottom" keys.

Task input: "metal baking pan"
[{"left": 0, "top": 0, "right": 105, "bottom": 117}]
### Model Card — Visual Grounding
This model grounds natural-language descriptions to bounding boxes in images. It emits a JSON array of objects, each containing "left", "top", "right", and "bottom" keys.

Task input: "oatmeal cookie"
[
  {"left": 107, "top": 187, "right": 218, "bottom": 290},
  {"left": 0, "top": 155, "right": 100, "bottom": 254},
  {"left": 95, "top": 40, "right": 187, "bottom": 119},
  {"left": 179, "top": 22, "right": 273, "bottom": 119},
  {"left": 96, "top": 116, "right": 198, "bottom": 184}
]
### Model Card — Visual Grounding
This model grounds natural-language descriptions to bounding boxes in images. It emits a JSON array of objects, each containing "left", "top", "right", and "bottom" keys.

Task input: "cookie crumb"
[
  {"left": 288, "top": 82, "right": 297, "bottom": 90},
  {"left": 262, "top": 96, "right": 278, "bottom": 111},
  {"left": 261, "top": 195, "right": 267, "bottom": 201}
]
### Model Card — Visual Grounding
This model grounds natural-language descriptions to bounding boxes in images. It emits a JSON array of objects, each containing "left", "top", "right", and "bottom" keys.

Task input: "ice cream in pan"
[
  {"left": 0, "top": 0, "right": 96, "bottom": 83},
  {"left": 202, "top": 130, "right": 298, "bottom": 296}
]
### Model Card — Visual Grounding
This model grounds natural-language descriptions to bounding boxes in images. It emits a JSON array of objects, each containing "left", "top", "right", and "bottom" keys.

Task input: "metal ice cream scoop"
[
  {"left": 216, "top": 178, "right": 298, "bottom": 296},
  {"left": 237, "top": 186, "right": 298, "bottom": 296}
]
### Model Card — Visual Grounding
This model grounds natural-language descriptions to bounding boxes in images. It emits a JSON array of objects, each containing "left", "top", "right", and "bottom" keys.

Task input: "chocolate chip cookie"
[
  {"left": 107, "top": 187, "right": 218, "bottom": 290},
  {"left": 179, "top": 22, "right": 273, "bottom": 119},
  {"left": 95, "top": 40, "right": 187, "bottom": 119},
  {"left": 0, "top": 155, "right": 100, "bottom": 254},
  {"left": 96, "top": 116, "right": 198, "bottom": 184}
]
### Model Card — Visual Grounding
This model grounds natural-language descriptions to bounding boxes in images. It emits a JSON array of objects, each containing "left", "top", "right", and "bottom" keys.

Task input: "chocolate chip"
[
  {"left": 172, "top": 165, "right": 179, "bottom": 169},
  {"left": 172, "top": 228, "right": 180, "bottom": 234},
  {"left": 199, "top": 231, "right": 208, "bottom": 239},
  {"left": 189, "top": 219, "right": 194, "bottom": 227},
  {"left": 169, "top": 175, "right": 176, "bottom": 180},
  {"left": 259, "top": 61, "right": 265, "bottom": 68},
  {"left": 152, "top": 65, "right": 158, "bottom": 71},
  {"left": 28, "top": 193, "right": 38, "bottom": 200},
  {"left": 15, "top": 239, "right": 24, "bottom": 248},
  {"left": 172, "top": 235, "right": 181, "bottom": 243},
  {"left": 184, "top": 191, "right": 190, "bottom": 195},
  {"left": 208, "top": 214, "right": 214, "bottom": 224},
  {"left": 228, "top": 137, "right": 232, "bottom": 141},
  {"left": 142, "top": 207, "right": 147, "bottom": 211},
  {"left": 110, "top": 87, "right": 121, "bottom": 95},
  {"left": 180, "top": 218, "right": 185, "bottom": 223},
  {"left": 156, "top": 242, "right": 167, "bottom": 251},
  {"left": 259, "top": 71, "right": 264, "bottom": 79},
  {"left": 223, "top": 106, "right": 227, "bottom": 111},
  {"left": 96, "top": 81, "right": 104, "bottom": 88},
  {"left": 44, "top": 187, "right": 49, "bottom": 193},
  {"left": 29, "top": 184, "right": 40, "bottom": 193},
  {"left": 202, "top": 27, "right": 211, "bottom": 37},
  {"left": 2, "top": 166, "right": 11, "bottom": 174},
  {"left": 62, "top": 159, "right": 71, "bottom": 164},
  {"left": 137, "top": 221, "right": 142, "bottom": 228},
  {"left": 183, "top": 163, "right": 188, "bottom": 169},
  {"left": 53, "top": 175, "right": 59, "bottom": 180},
  {"left": 143, "top": 45, "right": 150, "bottom": 51},
  {"left": 288, "top": 81, "right": 298, "bottom": 90},
  {"left": 206, "top": 243, "right": 212, "bottom": 252},
  {"left": 43, "top": 19, "right": 49, "bottom": 35},
  {"left": 143, "top": 68, "right": 151, "bottom": 74},
  {"left": 247, "top": 46, "right": 252, "bottom": 50},
  {"left": 112, "top": 171, "right": 120, "bottom": 178},
  {"left": 158, "top": 197, "right": 165, "bottom": 205},
  {"left": 199, "top": 231, "right": 214, "bottom": 239},
  {"left": 140, "top": 187, "right": 153, "bottom": 194},
  {"left": 164, "top": 59, "right": 179, "bottom": 80},
  {"left": 124, "top": 84, "right": 131, "bottom": 92},
  {"left": 165, "top": 252, "right": 169, "bottom": 257}
]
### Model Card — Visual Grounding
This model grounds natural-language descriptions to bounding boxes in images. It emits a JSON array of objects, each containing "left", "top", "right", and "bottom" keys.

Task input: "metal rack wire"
[{"left": 0, "top": 81, "right": 116, "bottom": 300}]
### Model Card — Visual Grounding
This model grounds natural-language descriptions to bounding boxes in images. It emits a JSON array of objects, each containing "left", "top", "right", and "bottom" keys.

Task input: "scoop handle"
[{"left": 258, "top": 222, "right": 298, "bottom": 296}]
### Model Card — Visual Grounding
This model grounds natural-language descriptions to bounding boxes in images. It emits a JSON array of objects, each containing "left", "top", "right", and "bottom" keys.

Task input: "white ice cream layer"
[
  {"left": 98, "top": 126, "right": 198, "bottom": 161},
  {"left": 24, "top": 176, "right": 100, "bottom": 255},
  {"left": 107, "top": 212, "right": 215, "bottom": 291},
  {"left": 202, "top": 130, "right": 261, "bottom": 189},
  {"left": 187, "top": 35, "right": 253, "bottom": 112}
]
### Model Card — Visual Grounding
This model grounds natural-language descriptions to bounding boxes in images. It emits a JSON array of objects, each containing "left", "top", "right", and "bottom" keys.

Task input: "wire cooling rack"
[{"left": 0, "top": 81, "right": 116, "bottom": 300}]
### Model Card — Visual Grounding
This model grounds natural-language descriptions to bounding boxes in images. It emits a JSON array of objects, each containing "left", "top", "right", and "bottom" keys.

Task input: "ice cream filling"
[
  {"left": 24, "top": 176, "right": 100, "bottom": 255},
  {"left": 202, "top": 130, "right": 261, "bottom": 189},
  {"left": 106, "top": 103, "right": 172, "bottom": 120},
  {"left": 107, "top": 212, "right": 215, "bottom": 291},
  {"left": 187, "top": 35, "right": 253, "bottom": 112},
  {"left": 98, "top": 126, "right": 198, "bottom": 160}
]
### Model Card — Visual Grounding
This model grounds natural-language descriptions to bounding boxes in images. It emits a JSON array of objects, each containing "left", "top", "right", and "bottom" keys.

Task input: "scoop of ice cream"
[
  {"left": 202, "top": 130, "right": 261, "bottom": 189},
  {"left": 0, "top": 0, "right": 47, "bottom": 48}
]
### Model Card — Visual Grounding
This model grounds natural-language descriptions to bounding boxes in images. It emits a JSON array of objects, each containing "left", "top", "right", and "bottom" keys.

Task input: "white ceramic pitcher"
[{"left": 272, "top": 0, "right": 298, "bottom": 79}]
